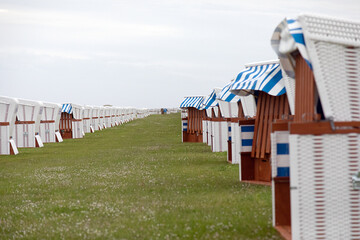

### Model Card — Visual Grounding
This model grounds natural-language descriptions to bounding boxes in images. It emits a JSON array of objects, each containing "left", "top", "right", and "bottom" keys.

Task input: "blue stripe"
[
  {"left": 261, "top": 69, "right": 283, "bottom": 93},
  {"left": 229, "top": 137, "right": 231, "bottom": 141},
  {"left": 277, "top": 167, "right": 290, "bottom": 177},
  {"left": 202, "top": 89, "right": 219, "bottom": 109},
  {"left": 286, "top": 19, "right": 296, "bottom": 24},
  {"left": 292, "top": 33, "right": 306, "bottom": 45},
  {"left": 277, "top": 87, "right": 286, "bottom": 96},
  {"left": 224, "top": 94, "right": 236, "bottom": 102},
  {"left": 241, "top": 126, "right": 254, "bottom": 132},
  {"left": 228, "top": 126, "right": 231, "bottom": 132},
  {"left": 277, "top": 143, "right": 289, "bottom": 155},
  {"left": 183, "top": 123, "right": 187, "bottom": 126},
  {"left": 242, "top": 139, "right": 253, "bottom": 146}
]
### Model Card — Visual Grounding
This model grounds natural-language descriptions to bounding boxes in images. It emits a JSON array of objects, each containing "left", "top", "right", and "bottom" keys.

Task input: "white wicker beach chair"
[
  {"left": 272, "top": 14, "right": 360, "bottom": 240},
  {"left": 0, "top": 96, "right": 19, "bottom": 155}
]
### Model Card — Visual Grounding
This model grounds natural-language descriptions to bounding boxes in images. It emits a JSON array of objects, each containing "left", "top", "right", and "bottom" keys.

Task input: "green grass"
[{"left": 0, "top": 113, "right": 281, "bottom": 239}]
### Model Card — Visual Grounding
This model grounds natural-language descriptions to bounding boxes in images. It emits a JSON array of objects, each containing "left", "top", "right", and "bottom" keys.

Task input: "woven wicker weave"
[
  {"left": 240, "top": 95, "right": 257, "bottom": 118},
  {"left": 211, "top": 121, "right": 228, "bottom": 152},
  {"left": 290, "top": 133, "right": 360, "bottom": 239},
  {"left": 202, "top": 120, "right": 207, "bottom": 144},
  {"left": 231, "top": 122, "right": 241, "bottom": 164},
  {"left": 0, "top": 125, "right": 10, "bottom": 154}
]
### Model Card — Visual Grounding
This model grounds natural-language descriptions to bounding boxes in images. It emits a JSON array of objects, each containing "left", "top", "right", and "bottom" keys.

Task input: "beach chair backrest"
[{"left": 300, "top": 14, "right": 360, "bottom": 121}]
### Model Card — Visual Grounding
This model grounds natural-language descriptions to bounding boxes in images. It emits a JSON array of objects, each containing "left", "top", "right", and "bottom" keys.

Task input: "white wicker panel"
[
  {"left": 218, "top": 101, "right": 230, "bottom": 118},
  {"left": 0, "top": 103, "right": 10, "bottom": 122},
  {"left": 14, "top": 124, "right": 35, "bottom": 148},
  {"left": 214, "top": 107, "right": 219, "bottom": 118},
  {"left": 83, "top": 119, "right": 91, "bottom": 133},
  {"left": 39, "top": 123, "right": 56, "bottom": 143},
  {"left": 271, "top": 133, "right": 278, "bottom": 178},
  {"left": 17, "top": 104, "right": 36, "bottom": 122},
  {"left": 218, "top": 101, "right": 239, "bottom": 118},
  {"left": 207, "top": 121, "right": 212, "bottom": 146},
  {"left": 240, "top": 95, "right": 257, "bottom": 118},
  {"left": 202, "top": 120, "right": 207, "bottom": 143},
  {"left": 91, "top": 118, "right": 100, "bottom": 131},
  {"left": 211, "top": 121, "right": 219, "bottom": 152},
  {"left": 105, "top": 117, "right": 112, "bottom": 128},
  {"left": 300, "top": 15, "right": 360, "bottom": 121},
  {"left": 220, "top": 121, "right": 228, "bottom": 152},
  {"left": 72, "top": 121, "right": 84, "bottom": 139},
  {"left": 211, "top": 121, "right": 227, "bottom": 152},
  {"left": 205, "top": 108, "right": 212, "bottom": 118},
  {"left": 231, "top": 122, "right": 241, "bottom": 164},
  {"left": 290, "top": 133, "right": 360, "bottom": 239},
  {"left": 229, "top": 102, "right": 239, "bottom": 118},
  {"left": 0, "top": 125, "right": 10, "bottom": 154}
]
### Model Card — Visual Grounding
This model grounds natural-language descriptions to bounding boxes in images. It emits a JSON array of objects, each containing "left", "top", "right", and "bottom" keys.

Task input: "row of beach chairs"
[
  {"left": 0, "top": 97, "right": 162, "bottom": 155},
  {"left": 180, "top": 14, "right": 360, "bottom": 240}
]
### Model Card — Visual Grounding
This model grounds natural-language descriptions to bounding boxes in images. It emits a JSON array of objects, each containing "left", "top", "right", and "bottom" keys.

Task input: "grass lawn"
[{"left": 0, "top": 113, "right": 281, "bottom": 239}]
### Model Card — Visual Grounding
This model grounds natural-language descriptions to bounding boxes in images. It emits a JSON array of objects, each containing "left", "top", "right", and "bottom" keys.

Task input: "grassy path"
[{"left": 0, "top": 113, "right": 280, "bottom": 239}]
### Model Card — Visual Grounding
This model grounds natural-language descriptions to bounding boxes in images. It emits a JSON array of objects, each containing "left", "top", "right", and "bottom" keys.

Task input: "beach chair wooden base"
[
  {"left": 240, "top": 152, "right": 254, "bottom": 180},
  {"left": 182, "top": 131, "right": 202, "bottom": 143},
  {"left": 273, "top": 176, "right": 291, "bottom": 235}
]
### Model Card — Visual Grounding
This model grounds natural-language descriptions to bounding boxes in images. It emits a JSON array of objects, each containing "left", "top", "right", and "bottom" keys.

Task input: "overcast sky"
[{"left": 0, "top": 0, "right": 359, "bottom": 108}]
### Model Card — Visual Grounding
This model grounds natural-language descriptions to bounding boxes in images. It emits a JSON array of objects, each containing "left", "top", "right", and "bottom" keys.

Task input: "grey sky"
[{"left": 0, "top": 0, "right": 359, "bottom": 108}]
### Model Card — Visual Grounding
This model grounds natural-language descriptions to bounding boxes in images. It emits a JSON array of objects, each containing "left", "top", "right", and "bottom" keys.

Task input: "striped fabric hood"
[
  {"left": 61, "top": 104, "right": 73, "bottom": 114},
  {"left": 230, "top": 60, "right": 286, "bottom": 97},
  {"left": 271, "top": 17, "right": 312, "bottom": 79},
  {"left": 202, "top": 88, "right": 221, "bottom": 109},
  {"left": 218, "top": 80, "right": 241, "bottom": 102},
  {"left": 179, "top": 96, "right": 204, "bottom": 110}
]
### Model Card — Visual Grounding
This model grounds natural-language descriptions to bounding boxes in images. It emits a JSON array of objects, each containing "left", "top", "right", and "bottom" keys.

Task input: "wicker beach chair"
[
  {"left": 179, "top": 96, "right": 205, "bottom": 143},
  {"left": 271, "top": 14, "right": 360, "bottom": 239},
  {"left": 0, "top": 96, "right": 19, "bottom": 155},
  {"left": 230, "top": 60, "right": 289, "bottom": 184}
]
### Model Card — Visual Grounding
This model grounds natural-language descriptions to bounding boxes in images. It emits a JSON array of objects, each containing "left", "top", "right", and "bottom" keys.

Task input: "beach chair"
[
  {"left": 230, "top": 60, "right": 290, "bottom": 184},
  {"left": 271, "top": 14, "right": 360, "bottom": 239},
  {"left": 0, "top": 96, "right": 19, "bottom": 155},
  {"left": 179, "top": 96, "right": 205, "bottom": 142}
]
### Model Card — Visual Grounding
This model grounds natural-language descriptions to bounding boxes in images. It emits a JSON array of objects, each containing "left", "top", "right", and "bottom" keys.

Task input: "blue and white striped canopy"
[
  {"left": 218, "top": 80, "right": 241, "bottom": 102},
  {"left": 271, "top": 18, "right": 312, "bottom": 79},
  {"left": 61, "top": 104, "right": 73, "bottom": 114},
  {"left": 230, "top": 61, "right": 286, "bottom": 96},
  {"left": 179, "top": 96, "right": 204, "bottom": 109},
  {"left": 202, "top": 89, "right": 220, "bottom": 109}
]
